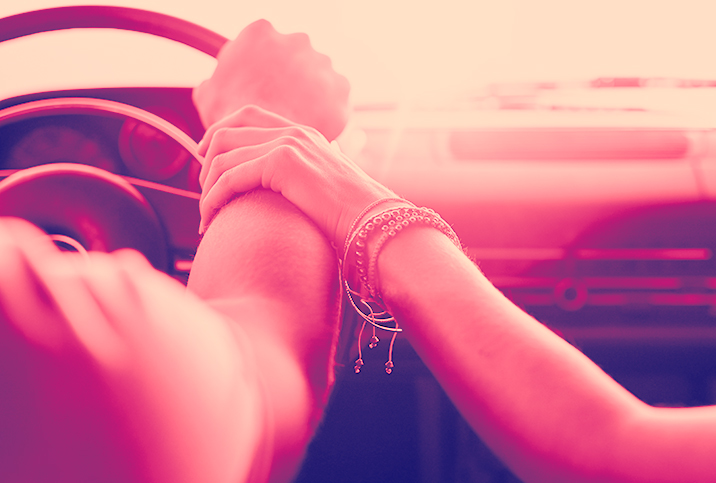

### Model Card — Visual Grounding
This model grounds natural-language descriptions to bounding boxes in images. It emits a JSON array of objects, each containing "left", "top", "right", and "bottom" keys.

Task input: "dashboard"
[
  {"left": 0, "top": 87, "right": 205, "bottom": 284},
  {"left": 352, "top": 106, "right": 716, "bottom": 344},
  {"left": 3, "top": 6, "right": 716, "bottom": 483}
]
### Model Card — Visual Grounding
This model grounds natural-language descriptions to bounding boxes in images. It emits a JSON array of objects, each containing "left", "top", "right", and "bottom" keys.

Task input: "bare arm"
[
  {"left": 187, "top": 189, "right": 340, "bottom": 483},
  {"left": 195, "top": 106, "right": 716, "bottom": 483},
  {"left": 0, "top": 193, "right": 340, "bottom": 483},
  {"left": 377, "top": 223, "right": 716, "bottom": 483},
  {"left": 0, "top": 219, "right": 276, "bottom": 483},
  {"left": 0, "top": 18, "right": 347, "bottom": 483},
  {"left": 188, "top": 20, "right": 348, "bottom": 481}
]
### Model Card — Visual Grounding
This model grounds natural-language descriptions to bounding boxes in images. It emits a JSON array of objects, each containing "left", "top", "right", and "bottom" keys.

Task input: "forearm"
[
  {"left": 376, "top": 225, "right": 691, "bottom": 482},
  {"left": 188, "top": 189, "right": 340, "bottom": 482}
]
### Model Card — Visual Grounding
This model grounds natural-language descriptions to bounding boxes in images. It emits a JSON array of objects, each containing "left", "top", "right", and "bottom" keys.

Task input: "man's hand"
[
  {"left": 193, "top": 19, "right": 351, "bottom": 141},
  {"left": 0, "top": 218, "right": 268, "bottom": 483}
]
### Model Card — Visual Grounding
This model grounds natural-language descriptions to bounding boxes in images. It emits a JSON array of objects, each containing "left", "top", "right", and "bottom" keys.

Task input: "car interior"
[{"left": 2, "top": 5, "right": 716, "bottom": 483}]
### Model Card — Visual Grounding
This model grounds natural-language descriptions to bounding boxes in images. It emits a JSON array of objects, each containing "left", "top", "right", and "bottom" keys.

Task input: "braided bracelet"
[
  {"left": 341, "top": 197, "right": 411, "bottom": 260},
  {"left": 340, "top": 201, "right": 415, "bottom": 332},
  {"left": 341, "top": 203, "right": 461, "bottom": 374},
  {"left": 340, "top": 199, "right": 414, "bottom": 374},
  {"left": 364, "top": 206, "right": 461, "bottom": 301}
]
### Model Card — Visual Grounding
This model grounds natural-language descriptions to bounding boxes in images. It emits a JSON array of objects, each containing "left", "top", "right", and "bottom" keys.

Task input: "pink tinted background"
[{"left": 2, "top": 0, "right": 716, "bottom": 106}]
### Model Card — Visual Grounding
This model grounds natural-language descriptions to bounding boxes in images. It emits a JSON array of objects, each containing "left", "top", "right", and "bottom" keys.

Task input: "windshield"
[{"left": 1, "top": 0, "right": 715, "bottom": 107}]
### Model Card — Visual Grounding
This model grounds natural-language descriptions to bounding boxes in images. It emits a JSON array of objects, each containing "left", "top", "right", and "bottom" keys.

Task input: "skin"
[
  {"left": 0, "top": 195, "right": 340, "bottom": 483},
  {"left": 188, "top": 21, "right": 351, "bottom": 480},
  {"left": 193, "top": 19, "right": 350, "bottom": 141},
  {"left": 3, "top": 9, "right": 712, "bottom": 481},
  {"left": 0, "top": 219, "right": 268, "bottom": 483},
  {"left": 187, "top": 189, "right": 341, "bottom": 483},
  {"left": 197, "top": 105, "right": 716, "bottom": 483},
  {"left": 0, "top": 18, "right": 348, "bottom": 483}
]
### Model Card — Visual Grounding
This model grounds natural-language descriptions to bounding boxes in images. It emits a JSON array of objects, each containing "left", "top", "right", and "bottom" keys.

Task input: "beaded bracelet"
[
  {"left": 340, "top": 199, "right": 414, "bottom": 374},
  {"left": 341, "top": 197, "right": 411, "bottom": 261},
  {"left": 340, "top": 201, "right": 462, "bottom": 374},
  {"left": 364, "top": 206, "right": 461, "bottom": 301},
  {"left": 340, "top": 199, "right": 416, "bottom": 318}
]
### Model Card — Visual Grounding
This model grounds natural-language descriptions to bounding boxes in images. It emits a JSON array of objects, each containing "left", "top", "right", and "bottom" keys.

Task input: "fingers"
[
  {"left": 77, "top": 249, "right": 185, "bottom": 352},
  {"left": 41, "top": 255, "right": 130, "bottom": 368},
  {"left": 238, "top": 18, "right": 276, "bottom": 37},
  {"left": 0, "top": 219, "right": 122, "bottom": 366},
  {"left": 198, "top": 105, "right": 295, "bottom": 157},
  {"left": 77, "top": 251, "right": 145, "bottom": 336},
  {"left": 198, "top": 123, "right": 329, "bottom": 234},
  {"left": 201, "top": 141, "right": 266, "bottom": 193},
  {"left": 0, "top": 218, "right": 139, "bottom": 367},
  {"left": 0, "top": 218, "right": 70, "bottom": 350},
  {"left": 111, "top": 247, "right": 155, "bottom": 273},
  {"left": 198, "top": 157, "right": 266, "bottom": 234},
  {"left": 200, "top": 126, "right": 318, "bottom": 191},
  {"left": 200, "top": 126, "right": 300, "bottom": 188},
  {"left": 286, "top": 31, "right": 312, "bottom": 49},
  {"left": 199, "top": 142, "right": 309, "bottom": 234}
]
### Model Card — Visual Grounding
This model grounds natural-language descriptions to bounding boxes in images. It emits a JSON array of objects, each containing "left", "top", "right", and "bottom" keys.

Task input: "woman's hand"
[
  {"left": 193, "top": 19, "right": 351, "bottom": 141},
  {"left": 198, "top": 105, "right": 396, "bottom": 249}
]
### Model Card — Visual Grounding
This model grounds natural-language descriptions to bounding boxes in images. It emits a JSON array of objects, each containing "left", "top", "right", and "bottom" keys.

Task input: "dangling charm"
[
  {"left": 384, "top": 360, "right": 394, "bottom": 375},
  {"left": 354, "top": 358, "right": 365, "bottom": 374},
  {"left": 369, "top": 334, "right": 380, "bottom": 349}
]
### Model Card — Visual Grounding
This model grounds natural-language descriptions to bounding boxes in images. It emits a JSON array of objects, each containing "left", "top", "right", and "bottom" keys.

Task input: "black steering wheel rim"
[
  {"left": 0, "top": 97, "right": 205, "bottom": 271},
  {"left": 0, "top": 5, "right": 228, "bottom": 58},
  {"left": 0, "top": 5, "right": 220, "bottom": 272}
]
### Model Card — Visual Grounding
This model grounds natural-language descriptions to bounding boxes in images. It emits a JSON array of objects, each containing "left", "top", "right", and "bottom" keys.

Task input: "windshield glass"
[{"left": 1, "top": 0, "right": 715, "bottom": 106}]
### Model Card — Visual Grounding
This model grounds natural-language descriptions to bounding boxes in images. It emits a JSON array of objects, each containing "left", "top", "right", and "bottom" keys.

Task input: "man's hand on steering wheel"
[{"left": 193, "top": 19, "right": 351, "bottom": 141}]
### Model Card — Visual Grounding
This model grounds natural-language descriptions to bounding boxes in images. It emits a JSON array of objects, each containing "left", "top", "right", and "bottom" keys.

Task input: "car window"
[{"left": 3, "top": 0, "right": 712, "bottom": 107}]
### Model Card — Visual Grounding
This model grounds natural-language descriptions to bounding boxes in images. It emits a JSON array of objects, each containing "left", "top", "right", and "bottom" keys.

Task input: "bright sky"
[{"left": 1, "top": 0, "right": 716, "bottom": 104}]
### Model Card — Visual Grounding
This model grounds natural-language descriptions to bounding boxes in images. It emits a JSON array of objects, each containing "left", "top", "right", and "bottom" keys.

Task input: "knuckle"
[
  {"left": 306, "top": 125, "right": 323, "bottom": 139},
  {"left": 212, "top": 170, "right": 233, "bottom": 197},
  {"left": 236, "top": 104, "right": 264, "bottom": 121},
  {"left": 215, "top": 170, "right": 229, "bottom": 188},
  {"left": 277, "top": 134, "right": 301, "bottom": 148},
  {"left": 337, "top": 73, "right": 351, "bottom": 94},
  {"left": 270, "top": 144, "right": 299, "bottom": 167},
  {"left": 274, "top": 143, "right": 297, "bottom": 157},
  {"left": 287, "top": 124, "right": 319, "bottom": 141},
  {"left": 288, "top": 32, "right": 311, "bottom": 47},
  {"left": 209, "top": 152, "right": 229, "bottom": 176},
  {"left": 241, "top": 19, "right": 276, "bottom": 40},
  {"left": 191, "top": 81, "right": 208, "bottom": 105},
  {"left": 286, "top": 126, "right": 305, "bottom": 137},
  {"left": 240, "top": 104, "right": 261, "bottom": 115},
  {"left": 213, "top": 127, "right": 232, "bottom": 144},
  {"left": 215, "top": 126, "right": 232, "bottom": 137},
  {"left": 251, "top": 19, "right": 272, "bottom": 31},
  {"left": 317, "top": 52, "right": 332, "bottom": 67}
]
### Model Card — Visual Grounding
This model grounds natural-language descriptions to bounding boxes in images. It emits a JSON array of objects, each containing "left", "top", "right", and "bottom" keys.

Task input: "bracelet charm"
[{"left": 340, "top": 199, "right": 462, "bottom": 374}]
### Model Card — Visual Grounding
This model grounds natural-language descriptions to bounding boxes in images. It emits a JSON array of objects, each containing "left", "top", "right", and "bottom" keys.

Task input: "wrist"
[
  {"left": 339, "top": 197, "right": 412, "bottom": 261},
  {"left": 339, "top": 204, "right": 462, "bottom": 375},
  {"left": 343, "top": 203, "right": 460, "bottom": 301}
]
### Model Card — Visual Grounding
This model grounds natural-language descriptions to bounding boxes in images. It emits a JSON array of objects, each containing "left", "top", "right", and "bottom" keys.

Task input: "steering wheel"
[
  {"left": 0, "top": 6, "right": 228, "bottom": 273},
  {"left": 0, "top": 6, "right": 227, "bottom": 56}
]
